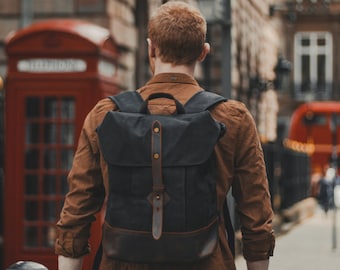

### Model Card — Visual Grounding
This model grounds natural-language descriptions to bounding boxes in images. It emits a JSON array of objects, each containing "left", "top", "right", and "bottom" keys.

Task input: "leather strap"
[{"left": 151, "top": 121, "right": 164, "bottom": 240}]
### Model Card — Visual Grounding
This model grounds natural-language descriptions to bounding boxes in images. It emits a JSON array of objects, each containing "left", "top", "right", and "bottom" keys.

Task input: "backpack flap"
[{"left": 97, "top": 110, "right": 223, "bottom": 167}]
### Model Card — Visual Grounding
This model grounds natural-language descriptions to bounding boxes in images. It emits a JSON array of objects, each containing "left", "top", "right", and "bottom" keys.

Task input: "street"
[{"left": 235, "top": 206, "right": 340, "bottom": 270}]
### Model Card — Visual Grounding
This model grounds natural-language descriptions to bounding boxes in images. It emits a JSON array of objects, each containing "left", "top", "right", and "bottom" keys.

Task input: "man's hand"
[
  {"left": 247, "top": 259, "right": 269, "bottom": 270},
  {"left": 58, "top": 255, "right": 83, "bottom": 270}
]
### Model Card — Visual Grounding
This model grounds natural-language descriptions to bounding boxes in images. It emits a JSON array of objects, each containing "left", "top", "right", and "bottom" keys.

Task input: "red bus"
[{"left": 285, "top": 101, "right": 340, "bottom": 178}]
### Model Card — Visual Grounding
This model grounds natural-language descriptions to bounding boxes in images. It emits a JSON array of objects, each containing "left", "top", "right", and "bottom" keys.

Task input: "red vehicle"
[{"left": 285, "top": 101, "right": 340, "bottom": 178}]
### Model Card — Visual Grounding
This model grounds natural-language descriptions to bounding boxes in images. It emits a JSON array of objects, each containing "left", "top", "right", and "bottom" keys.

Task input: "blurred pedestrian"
[{"left": 318, "top": 167, "right": 335, "bottom": 212}]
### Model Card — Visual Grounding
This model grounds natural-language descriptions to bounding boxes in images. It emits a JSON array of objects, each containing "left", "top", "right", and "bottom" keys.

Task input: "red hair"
[{"left": 148, "top": 1, "right": 207, "bottom": 65}]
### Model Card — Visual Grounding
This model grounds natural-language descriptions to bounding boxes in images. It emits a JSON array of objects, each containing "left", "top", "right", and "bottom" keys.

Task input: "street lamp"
[{"left": 274, "top": 55, "right": 292, "bottom": 91}]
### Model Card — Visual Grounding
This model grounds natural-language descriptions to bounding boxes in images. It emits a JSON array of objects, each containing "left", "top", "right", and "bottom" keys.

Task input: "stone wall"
[
  {"left": 107, "top": 0, "right": 137, "bottom": 90},
  {"left": 231, "top": 0, "right": 281, "bottom": 141}
]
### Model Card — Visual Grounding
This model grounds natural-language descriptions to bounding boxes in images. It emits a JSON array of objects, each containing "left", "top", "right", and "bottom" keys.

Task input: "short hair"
[{"left": 148, "top": 1, "right": 207, "bottom": 65}]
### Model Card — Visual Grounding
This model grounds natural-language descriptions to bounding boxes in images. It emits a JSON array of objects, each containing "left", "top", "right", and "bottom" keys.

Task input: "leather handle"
[{"left": 140, "top": 93, "right": 185, "bottom": 114}]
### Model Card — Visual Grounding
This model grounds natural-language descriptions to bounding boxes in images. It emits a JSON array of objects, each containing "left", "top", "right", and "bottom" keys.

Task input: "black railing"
[
  {"left": 262, "top": 143, "right": 311, "bottom": 210},
  {"left": 262, "top": 143, "right": 280, "bottom": 210},
  {"left": 278, "top": 147, "right": 311, "bottom": 209}
]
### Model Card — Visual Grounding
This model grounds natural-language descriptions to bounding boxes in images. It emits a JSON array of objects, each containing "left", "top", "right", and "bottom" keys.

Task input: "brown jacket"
[{"left": 55, "top": 73, "right": 275, "bottom": 270}]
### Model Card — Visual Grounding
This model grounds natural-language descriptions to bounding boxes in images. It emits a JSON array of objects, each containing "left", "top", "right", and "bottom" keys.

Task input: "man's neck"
[{"left": 154, "top": 60, "right": 195, "bottom": 77}]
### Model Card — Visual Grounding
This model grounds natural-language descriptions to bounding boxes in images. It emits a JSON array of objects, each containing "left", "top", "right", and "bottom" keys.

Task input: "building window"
[{"left": 294, "top": 32, "right": 333, "bottom": 100}]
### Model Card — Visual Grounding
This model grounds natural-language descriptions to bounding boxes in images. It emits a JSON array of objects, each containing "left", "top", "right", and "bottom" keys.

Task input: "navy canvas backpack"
[{"left": 96, "top": 91, "right": 229, "bottom": 263}]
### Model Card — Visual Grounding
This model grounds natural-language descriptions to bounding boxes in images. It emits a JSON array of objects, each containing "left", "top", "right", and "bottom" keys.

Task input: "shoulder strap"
[
  {"left": 184, "top": 91, "right": 227, "bottom": 113},
  {"left": 109, "top": 90, "right": 226, "bottom": 113},
  {"left": 109, "top": 91, "right": 144, "bottom": 113}
]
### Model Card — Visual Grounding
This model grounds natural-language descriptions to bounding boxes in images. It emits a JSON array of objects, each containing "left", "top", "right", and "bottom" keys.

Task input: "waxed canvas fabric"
[{"left": 96, "top": 91, "right": 225, "bottom": 262}]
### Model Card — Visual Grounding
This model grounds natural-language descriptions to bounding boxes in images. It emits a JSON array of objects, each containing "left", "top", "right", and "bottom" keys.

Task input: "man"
[{"left": 55, "top": 1, "right": 275, "bottom": 269}]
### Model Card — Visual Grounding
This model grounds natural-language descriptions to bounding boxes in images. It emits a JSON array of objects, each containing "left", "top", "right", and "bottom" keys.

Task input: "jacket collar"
[{"left": 146, "top": 73, "right": 199, "bottom": 86}]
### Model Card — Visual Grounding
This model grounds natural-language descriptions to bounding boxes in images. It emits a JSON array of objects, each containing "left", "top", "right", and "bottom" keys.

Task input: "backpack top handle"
[{"left": 140, "top": 93, "right": 185, "bottom": 114}]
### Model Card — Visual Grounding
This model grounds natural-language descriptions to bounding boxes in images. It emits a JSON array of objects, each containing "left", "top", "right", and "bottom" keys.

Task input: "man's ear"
[
  {"left": 197, "top": 43, "right": 210, "bottom": 62},
  {"left": 147, "top": 38, "right": 156, "bottom": 58},
  {"left": 147, "top": 38, "right": 156, "bottom": 74}
]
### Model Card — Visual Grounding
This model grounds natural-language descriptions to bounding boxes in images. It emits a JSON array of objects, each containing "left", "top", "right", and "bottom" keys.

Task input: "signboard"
[{"left": 17, "top": 59, "right": 87, "bottom": 73}]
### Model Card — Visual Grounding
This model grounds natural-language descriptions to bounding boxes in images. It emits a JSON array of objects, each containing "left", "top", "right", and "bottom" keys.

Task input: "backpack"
[{"left": 96, "top": 91, "right": 228, "bottom": 263}]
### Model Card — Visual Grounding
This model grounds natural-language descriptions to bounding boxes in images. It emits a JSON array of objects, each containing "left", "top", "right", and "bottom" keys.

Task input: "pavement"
[{"left": 235, "top": 198, "right": 340, "bottom": 269}]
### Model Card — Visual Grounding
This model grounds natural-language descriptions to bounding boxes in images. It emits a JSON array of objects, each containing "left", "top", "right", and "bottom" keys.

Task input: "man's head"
[{"left": 148, "top": 1, "right": 208, "bottom": 66}]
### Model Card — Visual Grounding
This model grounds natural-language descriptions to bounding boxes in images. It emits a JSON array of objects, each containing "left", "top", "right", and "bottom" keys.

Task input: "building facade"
[
  {"left": 271, "top": 0, "right": 340, "bottom": 120},
  {"left": 0, "top": 0, "right": 281, "bottom": 137}
]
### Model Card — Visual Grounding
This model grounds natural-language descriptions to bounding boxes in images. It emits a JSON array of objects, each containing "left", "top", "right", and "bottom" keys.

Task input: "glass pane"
[
  {"left": 44, "top": 97, "right": 58, "bottom": 119},
  {"left": 25, "top": 123, "right": 40, "bottom": 144},
  {"left": 25, "top": 149, "right": 40, "bottom": 169},
  {"left": 44, "top": 123, "right": 57, "bottom": 144},
  {"left": 301, "top": 55, "right": 310, "bottom": 92},
  {"left": 26, "top": 97, "right": 40, "bottom": 118},
  {"left": 24, "top": 226, "right": 38, "bottom": 247},
  {"left": 25, "top": 200, "right": 38, "bottom": 221},
  {"left": 44, "top": 149, "right": 56, "bottom": 169},
  {"left": 303, "top": 114, "right": 327, "bottom": 125},
  {"left": 43, "top": 201, "right": 56, "bottom": 221},
  {"left": 301, "top": 38, "right": 310, "bottom": 46},
  {"left": 317, "top": 38, "right": 326, "bottom": 46},
  {"left": 43, "top": 175, "right": 56, "bottom": 195},
  {"left": 61, "top": 124, "right": 74, "bottom": 144},
  {"left": 61, "top": 149, "right": 74, "bottom": 170},
  {"left": 43, "top": 226, "right": 56, "bottom": 248},
  {"left": 61, "top": 98, "right": 75, "bottom": 119},
  {"left": 61, "top": 174, "right": 69, "bottom": 195},
  {"left": 317, "top": 54, "right": 326, "bottom": 89},
  {"left": 25, "top": 175, "right": 39, "bottom": 195}
]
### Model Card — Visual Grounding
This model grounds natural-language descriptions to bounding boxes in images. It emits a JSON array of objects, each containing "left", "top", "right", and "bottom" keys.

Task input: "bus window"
[
  {"left": 337, "top": 114, "right": 340, "bottom": 126},
  {"left": 303, "top": 113, "right": 327, "bottom": 126}
]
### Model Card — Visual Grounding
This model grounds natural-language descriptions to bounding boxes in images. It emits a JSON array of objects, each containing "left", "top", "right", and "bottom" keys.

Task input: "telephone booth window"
[{"left": 24, "top": 95, "right": 75, "bottom": 248}]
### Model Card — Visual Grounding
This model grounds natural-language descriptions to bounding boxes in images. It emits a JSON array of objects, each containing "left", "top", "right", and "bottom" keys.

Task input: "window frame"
[{"left": 294, "top": 31, "right": 333, "bottom": 100}]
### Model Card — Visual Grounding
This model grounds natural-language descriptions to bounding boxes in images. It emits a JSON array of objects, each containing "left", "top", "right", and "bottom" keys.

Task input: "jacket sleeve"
[
  {"left": 231, "top": 106, "right": 275, "bottom": 261},
  {"left": 55, "top": 99, "right": 114, "bottom": 258}
]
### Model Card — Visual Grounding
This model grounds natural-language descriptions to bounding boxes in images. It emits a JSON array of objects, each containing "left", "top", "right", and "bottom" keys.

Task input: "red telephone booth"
[{"left": 4, "top": 19, "right": 120, "bottom": 270}]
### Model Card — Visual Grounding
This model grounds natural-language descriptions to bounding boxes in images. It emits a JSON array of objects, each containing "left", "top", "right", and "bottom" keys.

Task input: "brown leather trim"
[
  {"left": 102, "top": 217, "right": 219, "bottom": 263},
  {"left": 151, "top": 120, "right": 164, "bottom": 240}
]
